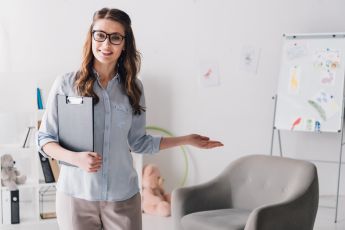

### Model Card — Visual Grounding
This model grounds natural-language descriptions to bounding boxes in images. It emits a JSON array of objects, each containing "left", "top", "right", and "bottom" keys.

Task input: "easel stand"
[{"left": 270, "top": 95, "right": 345, "bottom": 223}]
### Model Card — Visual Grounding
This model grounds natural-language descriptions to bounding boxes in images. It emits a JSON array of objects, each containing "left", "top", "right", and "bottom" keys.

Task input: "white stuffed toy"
[{"left": 1, "top": 154, "right": 27, "bottom": 191}]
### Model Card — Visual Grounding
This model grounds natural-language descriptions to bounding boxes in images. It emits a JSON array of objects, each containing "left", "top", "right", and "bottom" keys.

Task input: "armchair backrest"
[{"left": 220, "top": 155, "right": 317, "bottom": 210}]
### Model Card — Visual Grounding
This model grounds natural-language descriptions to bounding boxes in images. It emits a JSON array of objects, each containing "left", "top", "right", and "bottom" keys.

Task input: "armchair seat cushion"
[{"left": 181, "top": 208, "right": 251, "bottom": 230}]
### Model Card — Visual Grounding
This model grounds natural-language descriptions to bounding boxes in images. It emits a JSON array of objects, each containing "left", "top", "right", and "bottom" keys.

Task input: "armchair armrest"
[
  {"left": 244, "top": 176, "right": 318, "bottom": 230},
  {"left": 172, "top": 176, "right": 231, "bottom": 230}
]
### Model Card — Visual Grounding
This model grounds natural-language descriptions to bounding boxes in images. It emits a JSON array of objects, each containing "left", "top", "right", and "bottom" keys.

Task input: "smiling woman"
[
  {"left": 36, "top": 7, "right": 223, "bottom": 230},
  {"left": 75, "top": 8, "right": 143, "bottom": 112}
]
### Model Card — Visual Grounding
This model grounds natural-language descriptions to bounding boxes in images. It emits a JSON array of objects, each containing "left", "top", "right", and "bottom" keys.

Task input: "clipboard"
[{"left": 57, "top": 95, "right": 94, "bottom": 166}]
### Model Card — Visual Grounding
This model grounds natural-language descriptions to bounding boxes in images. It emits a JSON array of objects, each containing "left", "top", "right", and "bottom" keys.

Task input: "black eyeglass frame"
[{"left": 92, "top": 30, "right": 126, "bottom": 45}]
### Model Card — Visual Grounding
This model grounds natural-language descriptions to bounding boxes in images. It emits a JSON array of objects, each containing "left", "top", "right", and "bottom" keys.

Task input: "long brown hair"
[{"left": 74, "top": 8, "right": 144, "bottom": 115}]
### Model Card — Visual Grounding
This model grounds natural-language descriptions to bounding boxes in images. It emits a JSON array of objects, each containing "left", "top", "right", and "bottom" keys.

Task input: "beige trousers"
[{"left": 56, "top": 191, "right": 142, "bottom": 230}]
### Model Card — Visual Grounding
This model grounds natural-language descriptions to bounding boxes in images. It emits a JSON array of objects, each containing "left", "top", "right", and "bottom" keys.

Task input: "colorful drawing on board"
[
  {"left": 313, "top": 48, "right": 340, "bottom": 85},
  {"left": 308, "top": 100, "right": 326, "bottom": 121},
  {"left": 315, "top": 91, "right": 331, "bottom": 103},
  {"left": 305, "top": 118, "right": 315, "bottom": 131},
  {"left": 314, "top": 90, "right": 340, "bottom": 119},
  {"left": 315, "top": 121, "right": 321, "bottom": 133},
  {"left": 288, "top": 65, "right": 301, "bottom": 94},
  {"left": 314, "top": 48, "right": 340, "bottom": 70},
  {"left": 320, "top": 69, "right": 336, "bottom": 84},
  {"left": 285, "top": 41, "right": 308, "bottom": 60},
  {"left": 291, "top": 117, "right": 302, "bottom": 130},
  {"left": 199, "top": 60, "right": 220, "bottom": 87},
  {"left": 308, "top": 90, "right": 340, "bottom": 121}
]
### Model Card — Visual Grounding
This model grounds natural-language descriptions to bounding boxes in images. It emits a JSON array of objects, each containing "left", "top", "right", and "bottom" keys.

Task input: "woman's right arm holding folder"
[
  {"left": 37, "top": 73, "right": 102, "bottom": 173},
  {"left": 43, "top": 143, "right": 102, "bottom": 173}
]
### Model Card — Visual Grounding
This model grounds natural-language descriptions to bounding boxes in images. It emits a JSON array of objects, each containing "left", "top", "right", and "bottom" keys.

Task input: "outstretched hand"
[{"left": 187, "top": 134, "right": 223, "bottom": 149}]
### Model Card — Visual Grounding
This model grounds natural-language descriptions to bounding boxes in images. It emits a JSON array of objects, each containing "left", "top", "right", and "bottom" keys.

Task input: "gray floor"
[
  {"left": 1, "top": 196, "right": 345, "bottom": 230},
  {"left": 313, "top": 195, "right": 345, "bottom": 230},
  {"left": 142, "top": 197, "right": 345, "bottom": 230}
]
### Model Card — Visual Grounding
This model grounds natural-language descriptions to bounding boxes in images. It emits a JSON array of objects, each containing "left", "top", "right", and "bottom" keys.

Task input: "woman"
[{"left": 37, "top": 8, "right": 223, "bottom": 230}]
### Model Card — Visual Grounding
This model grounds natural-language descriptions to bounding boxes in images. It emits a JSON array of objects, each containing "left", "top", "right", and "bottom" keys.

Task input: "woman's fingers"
[
  {"left": 200, "top": 140, "right": 224, "bottom": 148},
  {"left": 86, "top": 152, "right": 102, "bottom": 172},
  {"left": 88, "top": 163, "right": 102, "bottom": 172},
  {"left": 90, "top": 161, "right": 102, "bottom": 168},
  {"left": 90, "top": 160, "right": 102, "bottom": 166},
  {"left": 191, "top": 134, "right": 223, "bottom": 148},
  {"left": 206, "top": 141, "right": 224, "bottom": 148},
  {"left": 88, "top": 152, "right": 102, "bottom": 159},
  {"left": 88, "top": 168, "right": 99, "bottom": 173}
]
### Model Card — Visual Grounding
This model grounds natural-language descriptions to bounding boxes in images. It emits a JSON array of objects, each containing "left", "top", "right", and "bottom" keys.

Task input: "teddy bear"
[
  {"left": 142, "top": 164, "right": 171, "bottom": 217},
  {"left": 1, "top": 154, "right": 27, "bottom": 191}
]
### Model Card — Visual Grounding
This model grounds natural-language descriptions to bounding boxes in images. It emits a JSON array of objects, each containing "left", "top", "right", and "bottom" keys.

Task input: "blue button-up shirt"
[{"left": 37, "top": 71, "right": 161, "bottom": 201}]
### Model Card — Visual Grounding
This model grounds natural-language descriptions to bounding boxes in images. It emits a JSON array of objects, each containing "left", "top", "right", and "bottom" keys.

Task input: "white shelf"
[
  {"left": 1, "top": 182, "right": 38, "bottom": 191},
  {"left": 38, "top": 183, "right": 56, "bottom": 189},
  {"left": 0, "top": 92, "right": 55, "bottom": 226},
  {"left": 0, "top": 145, "right": 35, "bottom": 152},
  {"left": 38, "top": 218, "right": 57, "bottom": 224},
  {"left": 1, "top": 220, "right": 38, "bottom": 227}
]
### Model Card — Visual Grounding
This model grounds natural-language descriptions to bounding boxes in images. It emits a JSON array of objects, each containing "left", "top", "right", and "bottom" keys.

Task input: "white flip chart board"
[{"left": 275, "top": 33, "right": 345, "bottom": 133}]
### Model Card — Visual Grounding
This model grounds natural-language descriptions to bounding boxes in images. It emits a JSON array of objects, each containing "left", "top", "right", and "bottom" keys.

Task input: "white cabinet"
[{"left": 0, "top": 109, "right": 57, "bottom": 227}]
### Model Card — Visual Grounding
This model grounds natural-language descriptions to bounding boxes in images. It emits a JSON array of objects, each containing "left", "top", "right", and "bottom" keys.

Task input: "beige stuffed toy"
[
  {"left": 1, "top": 154, "right": 27, "bottom": 191},
  {"left": 142, "top": 164, "right": 171, "bottom": 217}
]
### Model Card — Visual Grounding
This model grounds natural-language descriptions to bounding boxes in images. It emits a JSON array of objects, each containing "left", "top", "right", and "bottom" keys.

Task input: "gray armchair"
[{"left": 172, "top": 155, "right": 319, "bottom": 230}]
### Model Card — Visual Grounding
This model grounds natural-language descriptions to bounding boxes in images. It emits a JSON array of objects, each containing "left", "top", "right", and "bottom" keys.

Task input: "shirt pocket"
[{"left": 111, "top": 104, "right": 132, "bottom": 130}]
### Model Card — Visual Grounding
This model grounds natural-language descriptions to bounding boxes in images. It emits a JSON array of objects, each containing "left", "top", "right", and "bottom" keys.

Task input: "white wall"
[{"left": 1, "top": 0, "right": 345, "bottom": 195}]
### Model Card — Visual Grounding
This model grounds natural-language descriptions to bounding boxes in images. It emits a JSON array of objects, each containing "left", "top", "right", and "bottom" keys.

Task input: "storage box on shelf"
[{"left": 39, "top": 184, "right": 56, "bottom": 220}]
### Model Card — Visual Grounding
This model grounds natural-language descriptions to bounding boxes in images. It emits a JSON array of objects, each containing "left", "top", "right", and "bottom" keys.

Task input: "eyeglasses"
[{"left": 92, "top": 30, "right": 125, "bottom": 45}]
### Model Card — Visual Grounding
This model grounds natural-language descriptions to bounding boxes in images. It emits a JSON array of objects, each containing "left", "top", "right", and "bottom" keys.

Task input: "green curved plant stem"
[{"left": 146, "top": 126, "right": 189, "bottom": 187}]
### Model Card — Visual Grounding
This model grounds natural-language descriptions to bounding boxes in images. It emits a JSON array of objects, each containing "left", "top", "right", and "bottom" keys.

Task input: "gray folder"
[{"left": 57, "top": 95, "right": 94, "bottom": 165}]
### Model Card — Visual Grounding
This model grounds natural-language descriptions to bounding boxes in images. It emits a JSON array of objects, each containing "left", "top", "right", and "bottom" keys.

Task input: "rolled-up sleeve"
[
  {"left": 36, "top": 75, "right": 65, "bottom": 157},
  {"left": 127, "top": 80, "right": 162, "bottom": 154}
]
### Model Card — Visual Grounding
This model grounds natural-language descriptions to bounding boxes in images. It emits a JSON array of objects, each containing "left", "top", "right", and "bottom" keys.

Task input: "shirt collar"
[{"left": 92, "top": 68, "right": 121, "bottom": 84}]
